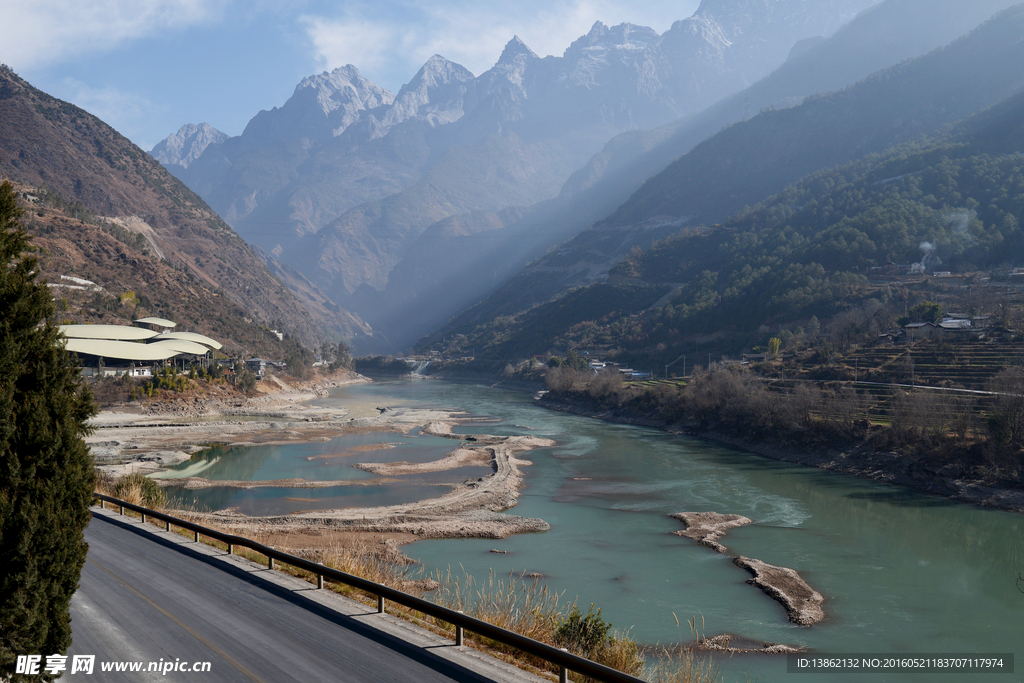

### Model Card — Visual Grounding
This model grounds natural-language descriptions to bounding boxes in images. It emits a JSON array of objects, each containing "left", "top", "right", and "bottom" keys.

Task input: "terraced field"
[
  {"left": 842, "top": 338, "right": 1024, "bottom": 389},
  {"left": 623, "top": 336, "right": 1024, "bottom": 433}
]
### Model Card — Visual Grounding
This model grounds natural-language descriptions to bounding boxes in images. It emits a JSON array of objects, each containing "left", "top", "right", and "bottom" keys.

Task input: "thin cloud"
[
  {"left": 5, "top": 0, "right": 230, "bottom": 69},
  {"left": 300, "top": 14, "right": 414, "bottom": 81}
]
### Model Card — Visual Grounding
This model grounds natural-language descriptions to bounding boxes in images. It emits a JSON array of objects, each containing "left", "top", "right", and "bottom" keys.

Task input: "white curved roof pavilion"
[
  {"left": 63, "top": 338, "right": 181, "bottom": 361},
  {"left": 150, "top": 339, "right": 212, "bottom": 355},
  {"left": 153, "top": 331, "right": 223, "bottom": 351},
  {"left": 60, "top": 324, "right": 158, "bottom": 341},
  {"left": 135, "top": 317, "right": 177, "bottom": 329}
]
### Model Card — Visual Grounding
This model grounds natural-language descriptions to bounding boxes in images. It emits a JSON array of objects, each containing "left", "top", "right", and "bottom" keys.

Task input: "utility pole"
[{"left": 665, "top": 353, "right": 687, "bottom": 379}]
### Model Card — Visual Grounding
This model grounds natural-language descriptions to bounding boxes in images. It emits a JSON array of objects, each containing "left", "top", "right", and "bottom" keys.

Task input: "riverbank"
[
  {"left": 89, "top": 372, "right": 554, "bottom": 553},
  {"left": 87, "top": 370, "right": 375, "bottom": 477},
  {"left": 536, "top": 393, "right": 1024, "bottom": 514}
]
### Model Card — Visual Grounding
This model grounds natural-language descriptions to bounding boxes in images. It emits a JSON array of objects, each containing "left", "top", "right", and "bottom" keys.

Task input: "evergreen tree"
[
  {"left": 328, "top": 340, "right": 352, "bottom": 371},
  {"left": 0, "top": 180, "right": 97, "bottom": 681}
]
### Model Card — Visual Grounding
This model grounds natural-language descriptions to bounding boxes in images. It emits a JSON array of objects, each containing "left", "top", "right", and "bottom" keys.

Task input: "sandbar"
[
  {"left": 670, "top": 511, "right": 753, "bottom": 553},
  {"left": 733, "top": 556, "right": 824, "bottom": 626}
]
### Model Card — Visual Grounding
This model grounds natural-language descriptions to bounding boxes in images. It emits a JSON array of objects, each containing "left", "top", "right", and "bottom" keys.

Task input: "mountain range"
[
  {"left": 422, "top": 3, "right": 1024, "bottom": 362},
  {"left": 156, "top": 0, "right": 880, "bottom": 351}
]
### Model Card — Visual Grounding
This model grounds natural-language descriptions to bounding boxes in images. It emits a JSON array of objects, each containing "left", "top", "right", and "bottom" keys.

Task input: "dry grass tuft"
[
  {"left": 432, "top": 567, "right": 563, "bottom": 642},
  {"left": 645, "top": 650, "right": 720, "bottom": 683}
]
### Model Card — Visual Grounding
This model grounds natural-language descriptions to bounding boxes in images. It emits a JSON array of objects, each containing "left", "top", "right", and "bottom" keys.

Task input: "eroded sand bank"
[{"left": 733, "top": 556, "right": 825, "bottom": 626}]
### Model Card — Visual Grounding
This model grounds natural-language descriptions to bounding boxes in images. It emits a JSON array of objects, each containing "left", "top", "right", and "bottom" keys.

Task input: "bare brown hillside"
[
  {"left": 0, "top": 65, "right": 364, "bottom": 347},
  {"left": 13, "top": 182, "right": 307, "bottom": 359}
]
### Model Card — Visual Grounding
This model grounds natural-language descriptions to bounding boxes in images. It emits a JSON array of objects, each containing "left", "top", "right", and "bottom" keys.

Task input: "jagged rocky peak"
[
  {"left": 558, "top": 21, "right": 661, "bottom": 90},
  {"left": 150, "top": 123, "right": 227, "bottom": 169},
  {"left": 293, "top": 64, "right": 395, "bottom": 115},
  {"left": 498, "top": 36, "right": 538, "bottom": 63},
  {"left": 385, "top": 55, "right": 477, "bottom": 128},
  {"left": 243, "top": 64, "right": 393, "bottom": 141},
  {"left": 565, "top": 21, "right": 659, "bottom": 56},
  {"left": 478, "top": 36, "right": 540, "bottom": 92},
  {"left": 656, "top": 0, "right": 880, "bottom": 107},
  {"left": 399, "top": 55, "right": 475, "bottom": 94}
]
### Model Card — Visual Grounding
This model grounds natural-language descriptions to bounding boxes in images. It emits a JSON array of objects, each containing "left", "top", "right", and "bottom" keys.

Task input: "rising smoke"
[
  {"left": 910, "top": 241, "right": 937, "bottom": 274},
  {"left": 910, "top": 208, "right": 977, "bottom": 273}
]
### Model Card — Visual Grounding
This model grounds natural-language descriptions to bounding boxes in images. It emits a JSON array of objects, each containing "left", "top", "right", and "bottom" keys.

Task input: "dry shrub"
[
  {"left": 112, "top": 471, "right": 166, "bottom": 508},
  {"left": 94, "top": 470, "right": 116, "bottom": 496},
  {"left": 595, "top": 632, "right": 644, "bottom": 679}
]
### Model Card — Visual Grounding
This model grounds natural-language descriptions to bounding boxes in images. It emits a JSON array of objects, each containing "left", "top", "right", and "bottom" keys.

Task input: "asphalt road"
[{"left": 68, "top": 509, "right": 544, "bottom": 683}]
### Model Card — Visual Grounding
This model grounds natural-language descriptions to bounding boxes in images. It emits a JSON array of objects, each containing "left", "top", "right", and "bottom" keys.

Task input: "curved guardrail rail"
[{"left": 91, "top": 493, "right": 645, "bottom": 683}]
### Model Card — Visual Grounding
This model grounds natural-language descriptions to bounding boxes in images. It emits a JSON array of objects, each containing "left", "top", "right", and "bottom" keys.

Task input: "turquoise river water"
[{"left": 166, "top": 379, "right": 1023, "bottom": 683}]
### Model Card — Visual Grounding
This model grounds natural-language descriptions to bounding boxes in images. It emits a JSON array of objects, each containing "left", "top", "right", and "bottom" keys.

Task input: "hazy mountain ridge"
[
  {"left": 422, "top": 86, "right": 1024, "bottom": 361},
  {"left": 429, "top": 0, "right": 1024, "bottom": 345}
]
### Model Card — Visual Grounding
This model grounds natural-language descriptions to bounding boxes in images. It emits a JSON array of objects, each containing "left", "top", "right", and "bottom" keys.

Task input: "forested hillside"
[{"left": 420, "top": 89, "right": 1024, "bottom": 363}]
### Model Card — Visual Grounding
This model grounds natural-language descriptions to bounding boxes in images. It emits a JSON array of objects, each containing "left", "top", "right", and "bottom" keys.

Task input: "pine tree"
[{"left": 0, "top": 179, "right": 97, "bottom": 681}]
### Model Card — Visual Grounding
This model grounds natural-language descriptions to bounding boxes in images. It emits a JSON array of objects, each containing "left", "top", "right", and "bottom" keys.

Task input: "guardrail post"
[
  {"left": 268, "top": 556, "right": 274, "bottom": 570},
  {"left": 318, "top": 564, "right": 324, "bottom": 590},
  {"left": 194, "top": 530, "right": 199, "bottom": 542},
  {"left": 142, "top": 513, "right": 146, "bottom": 524},
  {"left": 559, "top": 649, "right": 570, "bottom": 683},
  {"left": 166, "top": 520, "right": 170, "bottom": 531},
  {"left": 377, "top": 595, "right": 385, "bottom": 613},
  {"left": 227, "top": 543, "right": 233, "bottom": 555},
  {"left": 455, "top": 611, "right": 464, "bottom": 646},
  {"left": 119, "top": 505, "right": 124, "bottom": 515}
]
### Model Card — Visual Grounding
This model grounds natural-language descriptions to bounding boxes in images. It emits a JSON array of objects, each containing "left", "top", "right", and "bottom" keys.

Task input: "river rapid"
[{"left": 181, "top": 379, "right": 1024, "bottom": 682}]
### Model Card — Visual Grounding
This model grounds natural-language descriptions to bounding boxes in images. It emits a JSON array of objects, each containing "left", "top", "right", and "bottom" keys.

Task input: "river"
[{"left": 171, "top": 379, "right": 1023, "bottom": 682}]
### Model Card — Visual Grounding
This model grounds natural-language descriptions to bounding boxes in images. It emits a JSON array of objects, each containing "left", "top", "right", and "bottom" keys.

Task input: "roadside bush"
[
  {"left": 112, "top": 472, "right": 167, "bottom": 508},
  {"left": 554, "top": 604, "right": 644, "bottom": 677},
  {"left": 555, "top": 604, "right": 610, "bottom": 658}
]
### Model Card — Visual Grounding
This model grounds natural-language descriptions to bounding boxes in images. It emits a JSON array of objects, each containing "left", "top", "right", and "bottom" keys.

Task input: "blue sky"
[{"left": 5, "top": 0, "right": 700, "bottom": 151}]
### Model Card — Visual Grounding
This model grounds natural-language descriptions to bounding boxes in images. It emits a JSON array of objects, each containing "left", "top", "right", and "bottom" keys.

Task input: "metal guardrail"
[{"left": 91, "top": 493, "right": 645, "bottom": 683}]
